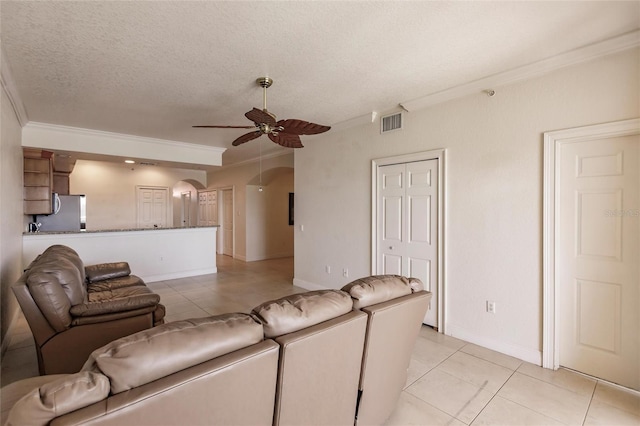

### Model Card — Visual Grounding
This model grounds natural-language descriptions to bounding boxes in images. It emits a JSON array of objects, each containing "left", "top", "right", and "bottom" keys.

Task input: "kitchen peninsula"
[{"left": 23, "top": 226, "right": 219, "bottom": 282}]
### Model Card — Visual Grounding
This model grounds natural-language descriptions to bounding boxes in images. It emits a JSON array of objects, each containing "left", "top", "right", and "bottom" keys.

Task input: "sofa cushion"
[
  {"left": 70, "top": 290, "right": 161, "bottom": 317},
  {"left": 82, "top": 313, "right": 264, "bottom": 394},
  {"left": 42, "top": 245, "right": 85, "bottom": 278},
  {"left": 5, "top": 371, "right": 109, "bottom": 426},
  {"left": 26, "top": 264, "right": 74, "bottom": 332},
  {"left": 252, "top": 290, "right": 353, "bottom": 338},
  {"left": 87, "top": 275, "right": 145, "bottom": 293},
  {"left": 341, "top": 275, "right": 412, "bottom": 309},
  {"left": 27, "top": 257, "right": 85, "bottom": 306},
  {"left": 408, "top": 277, "right": 424, "bottom": 292},
  {"left": 85, "top": 262, "right": 132, "bottom": 283}
]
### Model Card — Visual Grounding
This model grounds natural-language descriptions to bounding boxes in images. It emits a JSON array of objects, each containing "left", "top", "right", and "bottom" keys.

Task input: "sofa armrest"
[
  {"left": 70, "top": 293, "right": 160, "bottom": 317},
  {"left": 85, "top": 262, "right": 131, "bottom": 283}
]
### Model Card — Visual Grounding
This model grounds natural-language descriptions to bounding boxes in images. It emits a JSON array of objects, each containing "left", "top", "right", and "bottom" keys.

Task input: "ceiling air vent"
[
  {"left": 381, "top": 112, "right": 403, "bottom": 134},
  {"left": 139, "top": 161, "right": 157, "bottom": 166}
]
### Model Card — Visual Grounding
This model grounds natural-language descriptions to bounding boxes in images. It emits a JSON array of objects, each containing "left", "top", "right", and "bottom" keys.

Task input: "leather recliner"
[{"left": 12, "top": 245, "right": 166, "bottom": 375}]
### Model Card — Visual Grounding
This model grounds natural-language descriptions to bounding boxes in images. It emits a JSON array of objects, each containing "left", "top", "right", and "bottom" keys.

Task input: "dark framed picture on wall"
[{"left": 289, "top": 192, "right": 294, "bottom": 226}]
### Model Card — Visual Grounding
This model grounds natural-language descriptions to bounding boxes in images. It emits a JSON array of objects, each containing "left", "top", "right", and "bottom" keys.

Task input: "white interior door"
[
  {"left": 137, "top": 187, "right": 168, "bottom": 228},
  {"left": 181, "top": 191, "right": 191, "bottom": 227},
  {"left": 558, "top": 135, "right": 639, "bottom": 390},
  {"left": 222, "top": 189, "right": 233, "bottom": 256},
  {"left": 378, "top": 160, "right": 438, "bottom": 326}
]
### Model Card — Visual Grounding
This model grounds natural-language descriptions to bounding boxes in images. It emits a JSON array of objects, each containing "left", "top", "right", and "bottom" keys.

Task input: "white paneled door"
[
  {"left": 378, "top": 160, "right": 438, "bottom": 326},
  {"left": 136, "top": 187, "right": 168, "bottom": 229},
  {"left": 559, "top": 135, "right": 639, "bottom": 390}
]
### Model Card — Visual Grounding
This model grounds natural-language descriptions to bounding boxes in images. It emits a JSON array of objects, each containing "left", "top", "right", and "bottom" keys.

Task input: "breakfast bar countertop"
[{"left": 23, "top": 225, "right": 220, "bottom": 235}]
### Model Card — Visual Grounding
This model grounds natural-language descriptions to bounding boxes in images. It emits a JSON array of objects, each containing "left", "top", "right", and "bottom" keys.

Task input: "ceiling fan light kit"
[{"left": 193, "top": 77, "right": 330, "bottom": 148}]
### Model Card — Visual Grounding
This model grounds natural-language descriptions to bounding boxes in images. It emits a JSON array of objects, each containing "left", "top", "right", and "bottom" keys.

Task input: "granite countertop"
[{"left": 24, "top": 225, "right": 220, "bottom": 235}]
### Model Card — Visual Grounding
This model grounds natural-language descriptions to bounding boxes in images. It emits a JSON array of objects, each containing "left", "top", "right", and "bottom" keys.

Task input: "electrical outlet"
[
  {"left": 325, "top": 265, "right": 331, "bottom": 274},
  {"left": 343, "top": 268, "right": 349, "bottom": 278},
  {"left": 487, "top": 301, "right": 496, "bottom": 314}
]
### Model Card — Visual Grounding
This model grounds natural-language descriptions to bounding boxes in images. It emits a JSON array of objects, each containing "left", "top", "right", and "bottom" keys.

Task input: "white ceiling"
[{"left": 2, "top": 1, "right": 638, "bottom": 167}]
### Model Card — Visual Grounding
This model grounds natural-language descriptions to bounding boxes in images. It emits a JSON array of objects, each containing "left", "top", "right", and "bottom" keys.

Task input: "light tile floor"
[{"left": 2, "top": 255, "right": 639, "bottom": 425}]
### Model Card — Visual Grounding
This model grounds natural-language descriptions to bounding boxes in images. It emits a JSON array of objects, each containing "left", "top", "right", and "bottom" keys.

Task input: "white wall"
[
  {"left": 294, "top": 48, "right": 640, "bottom": 364},
  {"left": 0, "top": 85, "right": 25, "bottom": 344},
  {"left": 70, "top": 160, "right": 206, "bottom": 230},
  {"left": 207, "top": 153, "right": 294, "bottom": 260},
  {"left": 246, "top": 169, "right": 294, "bottom": 261},
  {"left": 23, "top": 227, "right": 218, "bottom": 283}
]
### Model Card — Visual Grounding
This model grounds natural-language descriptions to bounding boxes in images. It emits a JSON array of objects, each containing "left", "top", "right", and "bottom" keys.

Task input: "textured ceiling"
[{"left": 1, "top": 1, "right": 638, "bottom": 166}]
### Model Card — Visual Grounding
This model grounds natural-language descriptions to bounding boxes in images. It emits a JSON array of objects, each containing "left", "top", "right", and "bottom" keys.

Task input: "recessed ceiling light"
[{"left": 124, "top": 160, "right": 135, "bottom": 164}]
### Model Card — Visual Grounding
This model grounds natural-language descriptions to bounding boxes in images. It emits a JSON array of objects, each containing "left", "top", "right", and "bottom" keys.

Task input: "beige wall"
[
  {"left": 0, "top": 86, "right": 25, "bottom": 345},
  {"left": 70, "top": 160, "right": 206, "bottom": 230},
  {"left": 294, "top": 48, "right": 640, "bottom": 363},
  {"left": 207, "top": 153, "right": 294, "bottom": 261},
  {"left": 246, "top": 169, "right": 294, "bottom": 261}
]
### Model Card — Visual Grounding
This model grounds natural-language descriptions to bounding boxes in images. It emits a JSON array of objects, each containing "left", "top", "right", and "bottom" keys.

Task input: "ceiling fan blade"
[
  {"left": 193, "top": 125, "right": 256, "bottom": 129},
  {"left": 245, "top": 108, "right": 276, "bottom": 126},
  {"left": 268, "top": 132, "right": 304, "bottom": 148},
  {"left": 232, "top": 131, "right": 263, "bottom": 146},
  {"left": 276, "top": 119, "right": 331, "bottom": 135}
]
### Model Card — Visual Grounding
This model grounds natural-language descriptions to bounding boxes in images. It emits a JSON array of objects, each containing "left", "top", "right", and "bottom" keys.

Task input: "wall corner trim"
[
  {"left": 1, "top": 48, "right": 29, "bottom": 126},
  {"left": 400, "top": 30, "right": 640, "bottom": 112}
]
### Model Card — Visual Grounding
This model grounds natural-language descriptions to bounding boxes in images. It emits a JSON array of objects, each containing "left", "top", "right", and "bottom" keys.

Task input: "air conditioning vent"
[
  {"left": 139, "top": 161, "right": 157, "bottom": 166},
  {"left": 381, "top": 112, "right": 403, "bottom": 134}
]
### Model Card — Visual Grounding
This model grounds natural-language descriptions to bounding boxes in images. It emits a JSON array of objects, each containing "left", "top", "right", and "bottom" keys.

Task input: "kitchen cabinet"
[{"left": 23, "top": 148, "right": 54, "bottom": 215}]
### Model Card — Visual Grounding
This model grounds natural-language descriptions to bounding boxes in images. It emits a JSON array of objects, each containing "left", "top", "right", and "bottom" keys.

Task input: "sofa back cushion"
[
  {"left": 342, "top": 275, "right": 413, "bottom": 309},
  {"left": 85, "top": 262, "right": 131, "bottom": 283},
  {"left": 25, "top": 258, "right": 84, "bottom": 332},
  {"left": 252, "top": 290, "right": 353, "bottom": 338},
  {"left": 5, "top": 371, "right": 109, "bottom": 426},
  {"left": 83, "top": 313, "right": 265, "bottom": 394},
  {"left": 42, "top": 245, "right": 86, "bottom": 297}
]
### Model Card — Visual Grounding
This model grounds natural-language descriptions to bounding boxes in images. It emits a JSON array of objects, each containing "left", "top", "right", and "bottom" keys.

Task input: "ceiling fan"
[{"left": 193, "top": 77, "right": 330, "bottom": 148}]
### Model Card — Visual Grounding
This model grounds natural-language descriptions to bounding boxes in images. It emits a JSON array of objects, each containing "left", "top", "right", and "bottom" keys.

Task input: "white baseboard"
[
  {"left": 447, "top": 324, "right": 542, "bottom": 366},
  {"left": 293, "top": 278, "right": 330, "bottom": 291},
  {"left": 246, "top": 252, "right": 294, "bottom": 262},
  {"left": 142, "top": 267, "right": 217, "bottom": 283}
]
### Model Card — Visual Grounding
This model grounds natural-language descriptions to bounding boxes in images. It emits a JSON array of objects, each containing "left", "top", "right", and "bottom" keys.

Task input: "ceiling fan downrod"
[{"left": 256, "top": 77, "right": 273, "bottom": 112}]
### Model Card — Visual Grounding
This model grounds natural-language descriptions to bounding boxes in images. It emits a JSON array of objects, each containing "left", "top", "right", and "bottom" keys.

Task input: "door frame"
[
  {"left": 218, "top": 186, "right": 235, "bottom": 257},
  {"left": 542, "top": 118, "right": 639, "bottom": 369},
  {"left": 372, "top": 148, "right": 447, "bottom": 332}
]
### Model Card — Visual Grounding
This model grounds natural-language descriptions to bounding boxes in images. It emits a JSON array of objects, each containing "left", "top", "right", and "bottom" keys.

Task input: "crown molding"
[
  {"left": 0, "top": 48, "right": 29, "bottom": 126},
  {"left": 331, "top": 111, "right": 379, "bottom": 132},
  {"left": 25, "top": 122, "right": 226, "bottom": 152},
  {"left": 23, "top": 122, "right": 226, "bottom": 167},
  {"left": 400, "top": 30, "right": 640, "bottom": 112}
]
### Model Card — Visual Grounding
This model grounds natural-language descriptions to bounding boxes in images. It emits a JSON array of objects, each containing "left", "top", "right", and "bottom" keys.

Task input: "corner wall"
[
  {"left": 207, "top": 153, "right": 294, "bottom": 261},
  {"left": 294, "top": 48, "right": 639, "bottom": 363},
  {"left": 0, "top": 85, "right": 25, "bottom": 347}
]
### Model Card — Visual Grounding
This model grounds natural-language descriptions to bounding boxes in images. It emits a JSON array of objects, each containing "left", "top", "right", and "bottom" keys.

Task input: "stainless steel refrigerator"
[{"left": 37, "top": 194, "right": 86, "bottom": 232}]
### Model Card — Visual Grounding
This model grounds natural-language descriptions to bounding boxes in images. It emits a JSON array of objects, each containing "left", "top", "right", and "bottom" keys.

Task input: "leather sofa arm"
[
  {"left": 85, "top": 262, "right": 131, "bottom": 283},
  {"left": 70, "top": 293, "right": 160, "bottom": 317}
]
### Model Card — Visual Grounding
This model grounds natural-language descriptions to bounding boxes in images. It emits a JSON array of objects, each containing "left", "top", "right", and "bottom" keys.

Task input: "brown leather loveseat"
[
  {"left": 3, "top": 275, "right": 430, "bottom": 426},
  {"left": 12, "top": 245, "right": 166, "bottom": 375}
]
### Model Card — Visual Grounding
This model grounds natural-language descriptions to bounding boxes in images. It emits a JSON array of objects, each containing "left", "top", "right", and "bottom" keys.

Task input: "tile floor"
[{"left": 2, "top": 255, "right": 639, "bottom": 425}]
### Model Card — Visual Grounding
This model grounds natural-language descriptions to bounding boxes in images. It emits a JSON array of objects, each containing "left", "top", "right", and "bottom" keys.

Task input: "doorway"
[
  {"left": 543, "top": 118, "right": 639, "bottom": 390},
  {"left": 372, "top": 149, "right": 446, "bottom": 331},
  {"left": 220, "top": 188, "right": 234, "bottom": 257}
]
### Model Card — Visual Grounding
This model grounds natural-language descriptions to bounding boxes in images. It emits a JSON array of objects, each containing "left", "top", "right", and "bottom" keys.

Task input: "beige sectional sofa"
[{"left": 2, "top": 275, "right": 431, "bottom": 426}]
